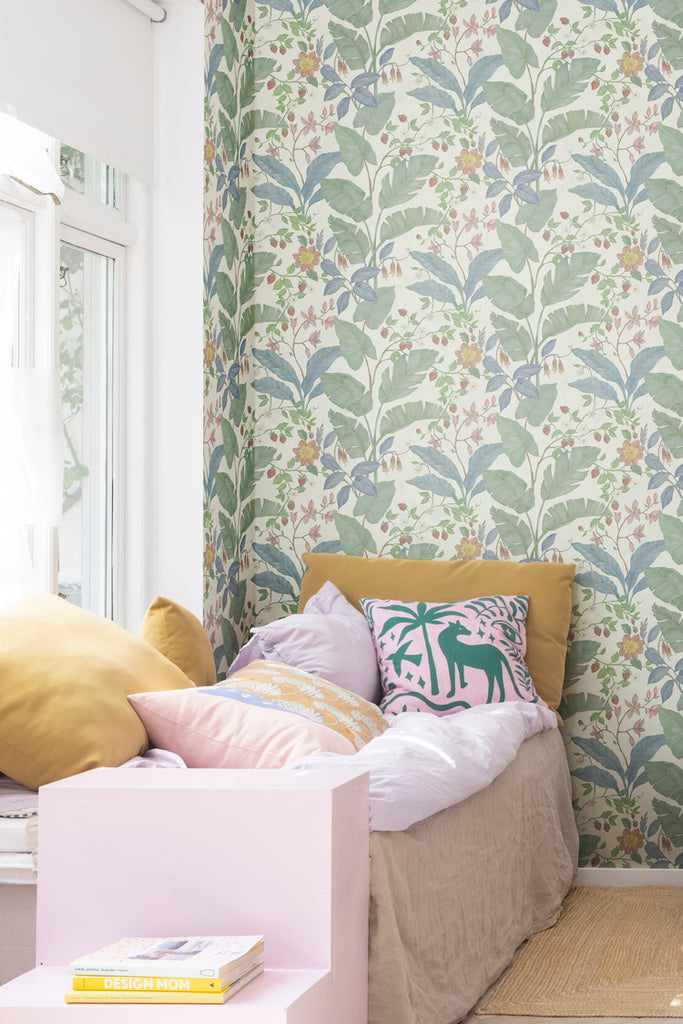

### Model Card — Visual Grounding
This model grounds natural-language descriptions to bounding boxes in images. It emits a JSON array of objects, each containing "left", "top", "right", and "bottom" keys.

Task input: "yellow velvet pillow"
[
  {"left": 0, "top": 593, "right": 195, "bottom": 790},
  {"left": 139, "top": 596, "right": 217, "bottom": 687},
  {"left": 298, "top": 554, "right": 575, "bottom": 715}
]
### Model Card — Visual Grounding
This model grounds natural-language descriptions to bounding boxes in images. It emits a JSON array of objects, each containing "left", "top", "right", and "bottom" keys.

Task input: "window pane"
[
  {"left": 59, "top": 144, "right": 120, "bottom": 209},
  {"left": 58, "top": 241, "right": 114, "bottom": 615}
]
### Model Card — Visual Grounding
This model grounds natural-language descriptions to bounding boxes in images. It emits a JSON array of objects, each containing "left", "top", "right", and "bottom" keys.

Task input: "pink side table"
[{"left": 0, "top": 766, "right": 370, "bottom": 1023}]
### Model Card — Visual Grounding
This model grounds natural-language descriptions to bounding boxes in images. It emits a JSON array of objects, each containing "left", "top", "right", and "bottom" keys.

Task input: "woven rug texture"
[{"left": 476, "top": 885, "right": 683, "bottom": 1017}]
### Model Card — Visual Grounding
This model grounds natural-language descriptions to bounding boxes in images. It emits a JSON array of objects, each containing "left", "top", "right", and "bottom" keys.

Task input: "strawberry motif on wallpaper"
[{"left": 202, "top": 0, "right": 683, "bottom": 868}]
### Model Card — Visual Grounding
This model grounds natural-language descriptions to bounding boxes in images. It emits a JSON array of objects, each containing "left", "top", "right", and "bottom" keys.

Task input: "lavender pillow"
[
  {"left": 226, "top": 582, "right": 381, "bottom": 704},
  {"left": 361, "top": 594, "right": 544, "bottom": 717}
]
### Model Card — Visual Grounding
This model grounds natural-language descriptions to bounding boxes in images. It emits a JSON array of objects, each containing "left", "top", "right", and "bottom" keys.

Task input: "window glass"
[
  {"left": 58, "top": 239, "right": 116, "bottom": 616},
  {"left": 59, "top": 144, "right": 120, "bottom": 210}
]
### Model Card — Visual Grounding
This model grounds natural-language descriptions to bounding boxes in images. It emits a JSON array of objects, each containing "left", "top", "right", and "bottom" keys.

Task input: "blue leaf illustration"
[
  {"left": 410, "top": 57, "right": 463, "bottom": 100},
  {"left": 408, "top": 474, "right": 458, "bottom": 500},
  {"left": 625, "top": 541, "right": 666, "bottom": 593},
  {"left": 409, "top": 445, "right": 463, "bottom": 484},
  {"left": 302, "top": 152, "right": 342, "bottom": 204},
  {"left": 571, "top": 766, "right": 621, "bottom": 792},
  {"left": 624, "top": 734, "right": 667, "bottom": 787},
  {"left": 407, "top": 85, "right": 459, "bottom": 112},
  {"left": 464, "top": 56, "right": 504, "bottom": 107},
  {"left": 570, "top": 183, "right": 620, "bottom": 209},
  {"left": 409, "top": 280, "right": 460, "bottom": 305},
  {"left": 573, "top": 737, "right": 625, "bottom": 781},
  {"left": 253, "top": 348, "right": 302, "bottom": 389},
  {"left": 574, "top": 571, "right": 620, "bottom": 598},
  {"left": 465, "top": 248, "right": 504, "bottom": 300},
  {"left": 351, "top": 460, "right": 381, "bottom": 477},
  {"left": 572, "top": 348, "right": 625, "bottom": 388},
  {"left": 302, "top": 346, "right": 341, "bottom": 398},
  {"left": 251, "top": 571, "right": 297, "bottom": 598},
  {"left": 252, "top": 154, "right": 301, "bottom": 196},
  {"left": 463, "top": 442, "right": 503, "bottom": 496},
  {"left": 252, "top": 378, "right": 297, "bottom": 403},
  {"left": 252, "top": 542, "right": 301, "bottom": 583},
  {"left": 572, "top": 154, "right": 624, "bottom": 196},
  {"left": 573, "top": 542, "right": 626, "bottom": 585},
  {"left": 410, "top": 250, "right": 464, "bottom": 291},
  {"left": 569, "top": 379, "right": 621, "bottom": 404},
  {"left": 353, "top": 476, "right": 378, "bottom": 496},
  {"left": 252, "top": 183, "right": 297, "bottom": 210},
  {"left": 625, "top": 152, "right": 666, "bottom": 203}
]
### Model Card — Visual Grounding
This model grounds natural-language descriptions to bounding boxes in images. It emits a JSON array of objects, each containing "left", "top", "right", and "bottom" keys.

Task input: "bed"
[{"left": 0, "top": 554, "right": 579, "bottom": 1022}]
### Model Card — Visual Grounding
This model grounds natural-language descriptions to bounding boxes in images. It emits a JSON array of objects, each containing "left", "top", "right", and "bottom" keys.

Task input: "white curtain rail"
[{"left": 122, "top": 0, "right": 167, "bottom": 23}]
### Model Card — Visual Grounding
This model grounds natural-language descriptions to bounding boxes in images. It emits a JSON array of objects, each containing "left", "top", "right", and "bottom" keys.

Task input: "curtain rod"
[{"left": 123, "top": 0, "right": 168, "bottom": 22}]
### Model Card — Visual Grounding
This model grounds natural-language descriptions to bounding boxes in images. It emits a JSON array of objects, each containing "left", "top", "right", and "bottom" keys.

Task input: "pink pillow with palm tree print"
[{"left": 360, "top": 595, "right": 544, "bottom": 716}]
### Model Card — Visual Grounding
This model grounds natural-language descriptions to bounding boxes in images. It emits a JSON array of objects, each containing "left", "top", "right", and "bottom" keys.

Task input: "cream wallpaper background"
[{"left": 202, "top": 0, "right": 683, "bottom": 868}]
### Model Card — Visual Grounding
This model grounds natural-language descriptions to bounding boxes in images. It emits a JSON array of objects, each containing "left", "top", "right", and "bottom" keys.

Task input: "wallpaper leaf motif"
[{"left": 203, "top": 0, "right": 683, "bottom": 868}]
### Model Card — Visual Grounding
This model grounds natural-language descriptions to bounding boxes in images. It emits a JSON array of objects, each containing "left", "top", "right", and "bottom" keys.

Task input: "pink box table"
[{"left": 0, "top": 766, "right": 370, "bottom": 1022}]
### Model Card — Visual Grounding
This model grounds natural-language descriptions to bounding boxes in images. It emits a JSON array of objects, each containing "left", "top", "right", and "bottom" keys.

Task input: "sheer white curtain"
[{"left": 0, "top": 120, "right": 64, "bottom": 607}]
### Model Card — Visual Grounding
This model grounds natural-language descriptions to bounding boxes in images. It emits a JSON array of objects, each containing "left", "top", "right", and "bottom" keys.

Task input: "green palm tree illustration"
[{"left": 374, "top": 602, "right": 461, "bottom": 696}]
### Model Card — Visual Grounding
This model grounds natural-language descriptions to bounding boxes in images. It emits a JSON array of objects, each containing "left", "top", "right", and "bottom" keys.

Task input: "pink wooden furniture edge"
[{"left": 0, "top": 766, "right": 370, "bottom": 1023}]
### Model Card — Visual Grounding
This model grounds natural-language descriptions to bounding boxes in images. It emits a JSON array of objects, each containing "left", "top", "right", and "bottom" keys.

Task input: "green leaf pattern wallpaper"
[{"left": 202, "top": 0, "right": 683, "bottom": 868}]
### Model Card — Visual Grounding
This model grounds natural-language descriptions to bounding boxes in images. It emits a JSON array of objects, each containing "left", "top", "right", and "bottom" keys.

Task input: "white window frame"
[
  {"left": 0, "top": 173, "right": 59, "bottom": 595},
  {"left": 0, "top": 152, "right": 149, "bottom": 628}
]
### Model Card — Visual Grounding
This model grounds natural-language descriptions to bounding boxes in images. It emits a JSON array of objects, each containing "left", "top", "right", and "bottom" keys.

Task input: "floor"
[
  {"left": 469, "top": 1018, "right": 673, "bottom": 1024},
  {"left": 468, "top": 1016, "right": 673, "bottom": 1024}
]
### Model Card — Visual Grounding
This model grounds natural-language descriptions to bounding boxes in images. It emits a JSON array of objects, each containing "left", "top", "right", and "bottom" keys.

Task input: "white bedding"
[{"left": 291, "top": 700, "right": 558, "bottom": 831}]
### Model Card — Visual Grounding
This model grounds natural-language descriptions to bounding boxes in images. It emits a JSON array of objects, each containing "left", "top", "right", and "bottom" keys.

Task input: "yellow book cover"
[
  {"left": 72, "top": 974, "right": 230, "bottom": 993},
  {"left": 65, "top": 963, "right": 263, "bottom": 1004}
]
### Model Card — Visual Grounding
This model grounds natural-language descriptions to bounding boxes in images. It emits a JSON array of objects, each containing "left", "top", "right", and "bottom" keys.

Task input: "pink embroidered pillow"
[{"left": 360, "top": 595, "right": 543, "bottom": 717}]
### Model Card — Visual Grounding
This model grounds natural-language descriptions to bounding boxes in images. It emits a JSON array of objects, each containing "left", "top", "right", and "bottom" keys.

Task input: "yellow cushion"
[
  {"left": 0, "top": 593, "right": 195, "bottom": 789},
  {"left": 299, "top": 554, "right": 575, "bottom": 715},
  {"left": 139, "top": 596, "right": 217, "bottom": 687},
  {"left": 222, "top": 661, "right": 388, "bottom": 751}
]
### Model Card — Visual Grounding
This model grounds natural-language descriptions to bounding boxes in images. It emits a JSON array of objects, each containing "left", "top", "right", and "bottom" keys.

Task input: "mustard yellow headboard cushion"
[
  {"left": 298, "top": 554, "right": 575, "bottom": 715},
  {"left": 0, "top": 593, "right": 195, "bottom": 790},
  {"left": 139, "top": 596, "right": 217, "bottom": 687}
]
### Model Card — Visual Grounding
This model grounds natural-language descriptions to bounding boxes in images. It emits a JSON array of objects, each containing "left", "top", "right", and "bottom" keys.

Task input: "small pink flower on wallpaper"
[
  {"left": 455, "top": 148, "right": 482, "bottom": 173},
  {"left": 617, "top": 828, "right": 644, "bottom": 853},
  {"left": 617, "top": 245, "right": 644, "bottom": 272},
  {"left": 618, "top": 437, "right": 644, "bottom": 465},
  {"left": 617, "top": 50, "right": 644, "bottom": 77},
  {"left": 455, "top": 535, "right": 482, "bottom": 559},
  {"left": 617, "top": 632, "right": 644, "bottom": 660},
  {"left": 293, "top": 51, "right": 321, "bottom": 76},
  {"left": 293, "top": 245, "right": 320, "bottom": 270},
  {"left": 456, "top": 341, "right": 482, "bottom": 368},
  {"left": 293, "top": 438, "right": 320, "bottom": 465}
]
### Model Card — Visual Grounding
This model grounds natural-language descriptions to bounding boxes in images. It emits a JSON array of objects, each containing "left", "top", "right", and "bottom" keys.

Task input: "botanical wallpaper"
[{"left": 202, "top": 0, "right": 683, "bottom": 869}]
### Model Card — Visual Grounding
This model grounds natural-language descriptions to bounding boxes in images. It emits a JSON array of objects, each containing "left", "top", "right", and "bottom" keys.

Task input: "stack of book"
[{"left": 64, "top": 934, "right": 265, "bottom": 1004}]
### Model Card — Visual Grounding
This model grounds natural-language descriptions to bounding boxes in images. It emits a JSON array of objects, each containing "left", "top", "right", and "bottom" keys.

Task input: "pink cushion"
[
  {"left": 361, "top": 595, "right": 544, "bottom": 717},
  {"left": 228, "top": 582, "right": 381, "bottom": 704},
  {"left": 128, "top": 687, "right": 355, "bottom": 769}
]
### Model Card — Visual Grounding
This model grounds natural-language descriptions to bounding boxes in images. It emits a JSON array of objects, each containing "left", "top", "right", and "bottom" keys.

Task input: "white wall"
[
  {"left": 146, "top": 0, "right": 205, "bottom": 622},
  {"left": 0, "top": 0, "right": 154, "bottom": 183},
  {"left": 0, "top": 0, "right": 205, "bottom": 629}
]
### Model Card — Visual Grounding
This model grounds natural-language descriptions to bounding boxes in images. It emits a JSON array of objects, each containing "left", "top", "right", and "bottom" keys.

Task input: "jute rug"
[{"left": 476, "top": 886, "right": 683, "bottom": 1017}]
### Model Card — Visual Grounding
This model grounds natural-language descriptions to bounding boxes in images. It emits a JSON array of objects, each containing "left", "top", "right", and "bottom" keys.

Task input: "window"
[
  {"left": 58, "top": 230, "right": 124, "bottom": 617},
  {"left": 0, "top": 121, "right": 142, "bottom": 621}
]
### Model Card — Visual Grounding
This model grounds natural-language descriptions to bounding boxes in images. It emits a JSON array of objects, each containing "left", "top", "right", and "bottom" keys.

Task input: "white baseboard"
[{"left": 576, "top": 867, "right": 683, "bottom": 886}]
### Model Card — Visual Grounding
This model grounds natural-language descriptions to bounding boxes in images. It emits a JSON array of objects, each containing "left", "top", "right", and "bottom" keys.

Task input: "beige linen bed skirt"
[{"left": 368, "top": 727, "right": 578, "bottom": 1024}]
